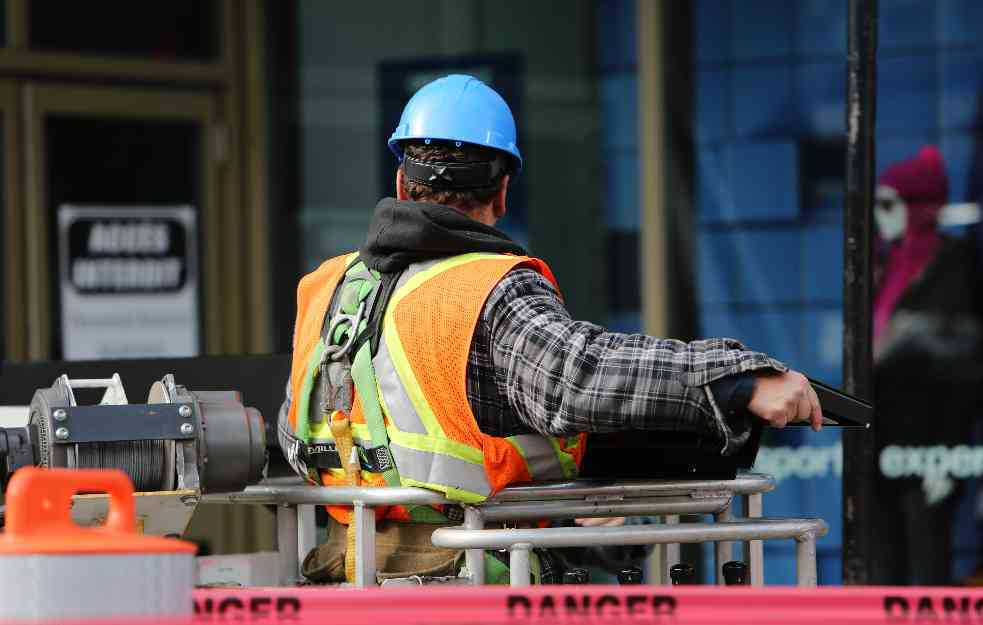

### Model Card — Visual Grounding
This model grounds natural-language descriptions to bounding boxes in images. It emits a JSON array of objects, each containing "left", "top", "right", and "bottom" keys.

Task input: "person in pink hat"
[{"left": 871, "top": 146, "right": 983, "bottom": 585}]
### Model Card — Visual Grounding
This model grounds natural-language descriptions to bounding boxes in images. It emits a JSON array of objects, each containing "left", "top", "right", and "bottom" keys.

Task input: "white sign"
[{"left": 58, "top": 205, "right": 200, "bottom": 360}]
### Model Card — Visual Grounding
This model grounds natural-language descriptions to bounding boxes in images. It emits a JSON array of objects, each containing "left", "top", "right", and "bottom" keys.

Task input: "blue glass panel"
[
  {"left": 732, "top": 0, "right": 794, "bottom": 60},
  {"left": 802, "top": 225, "right": 843, "bottom": 302},
  {"left": 878, "top": 54, "right": 937, "bottom": 132},
  {"left": 801, "top": 308, "right": 843, "bottom": 387},
  {"left": 699, "top": 308, "right": 800, "bottom": 363},
  {"left": 601, "top": 74, "right": 638, "bottom": 150},
  {"left": 697, "top": 69, "right": 732, "bottom": 144},
  {"left": 734, "top": 64, "right": 796, "bottom": 138},
  {"left": 604, "top": 150, "right": 640, "bottom": 229},
  {"left": 728, "top": 142, "right": 799, "bottom": 221},
  {"left": 941, "top": 133, "right": 974, "bottom": 203},
  {"left": 940, "top": 48, "right": 983, "bottom": 132},
  {"left": 597, "top": 0, "right": 637, "bottom": 70},
  {"left": 698, "top": 229, "right": 803, "bottom": 304},
  {"left": 697, "top": 146, "right": 734, "bottom": 221},
  {"left": 694, "top": 0, "right": 732, "bottom": 65},
  {"left": 607, "top": 311, "right": 642, "bottom": 333},
  {"left": 879, "top": 0, "right": 937, "bottom": 51},
  {"left": 796, "top": 62, "right": 846, "bottom": 137},
  {"left": 938, "top": 0, "right": 983, "bottom": 45},
  {"left": 796, "top": 0, "right": 847, "bottom": 57}
]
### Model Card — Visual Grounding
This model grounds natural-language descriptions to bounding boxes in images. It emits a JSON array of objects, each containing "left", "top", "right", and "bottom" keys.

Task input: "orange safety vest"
[{"left": 287, "top": 252, "right": 586, "bottom": 523}]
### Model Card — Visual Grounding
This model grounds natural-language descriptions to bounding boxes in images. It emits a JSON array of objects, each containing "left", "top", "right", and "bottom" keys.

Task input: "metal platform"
[{"left": 203, "top": 473, "right": 827, "bottom": 588}]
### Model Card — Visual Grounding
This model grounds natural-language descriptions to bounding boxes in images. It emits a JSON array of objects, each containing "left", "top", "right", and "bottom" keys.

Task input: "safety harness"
[
  {"left": 296, "top": 257, "right": 397, "bottom": 480},
  {"left": 295, "top": 256, "right": 453, "bottom": 525}
]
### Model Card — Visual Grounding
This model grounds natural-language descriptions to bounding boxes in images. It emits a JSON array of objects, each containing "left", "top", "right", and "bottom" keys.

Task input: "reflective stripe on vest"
[
  {"left": 289, "top": 251, "right": 585, "bottom": 510},
  {"left": 507, "top": 435, "right": 569, "bottom": 481}
]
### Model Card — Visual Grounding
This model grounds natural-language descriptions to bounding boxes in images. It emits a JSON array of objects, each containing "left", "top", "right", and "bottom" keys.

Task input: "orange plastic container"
[{"left": 0, "top": 467, "right": 196, "bottom": 621}]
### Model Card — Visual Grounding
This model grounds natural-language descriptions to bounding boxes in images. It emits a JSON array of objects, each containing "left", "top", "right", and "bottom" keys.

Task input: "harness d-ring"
[{"left": 324, "top": 300, "right": 366, "bottom": 362}]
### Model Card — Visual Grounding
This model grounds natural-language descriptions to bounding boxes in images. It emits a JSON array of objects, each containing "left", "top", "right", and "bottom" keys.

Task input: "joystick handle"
[
  {"left": 563, "top": 568, "right": 590, "bottom": 584},
  {"left": 618, "top": 566, "right": 643, "bottom": 585},
  {"left": 669, "top": 563, "right": 695, "bottom": 585},
  {"left": 722, "top": 560, "right": 749, "bottom": 586}
]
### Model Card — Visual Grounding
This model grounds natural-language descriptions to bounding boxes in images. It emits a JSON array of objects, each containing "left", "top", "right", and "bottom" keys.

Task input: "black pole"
[{"left": 842, "top": 0, "right": 878, "bottom": 585}]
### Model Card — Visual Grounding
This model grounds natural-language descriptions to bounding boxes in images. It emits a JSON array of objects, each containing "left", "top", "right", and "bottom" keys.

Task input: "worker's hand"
[
  {"left": 575, "top": 517, "right": 626, "bottom": 527},
  {"left": 747, "top": 370, "right": 823, "bottom": 432}
]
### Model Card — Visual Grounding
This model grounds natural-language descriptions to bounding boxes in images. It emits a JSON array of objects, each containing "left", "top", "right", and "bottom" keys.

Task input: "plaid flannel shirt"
[
  {"left": 467, "top": 268, "right": 786, "bottom": 454},
  {"left": 278, "top": 266, "right": 786, "bottom": 467}
]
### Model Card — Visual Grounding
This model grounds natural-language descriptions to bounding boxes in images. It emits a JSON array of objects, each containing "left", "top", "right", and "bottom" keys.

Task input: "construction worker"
[{"left": 277, "top": 74, "right": 823, "bottom": 584}]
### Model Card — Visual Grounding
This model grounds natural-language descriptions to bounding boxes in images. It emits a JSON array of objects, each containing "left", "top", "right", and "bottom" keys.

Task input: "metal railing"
[{"left": 203, "top": 473, "right": 826, "bottom": 588}]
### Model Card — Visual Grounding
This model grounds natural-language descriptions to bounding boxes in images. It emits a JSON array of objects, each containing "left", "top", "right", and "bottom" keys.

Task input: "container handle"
[{"left": 4, "top": 467, "right": 135, "bottom": 536}]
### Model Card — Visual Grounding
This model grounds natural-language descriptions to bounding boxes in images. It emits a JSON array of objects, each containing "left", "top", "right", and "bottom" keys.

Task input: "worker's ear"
[
  {"left": 492, "top": 174, "right": 509, "bottom": 220},
  {"left": 396, "top": 166, "right": 410, "bottom": 201}
]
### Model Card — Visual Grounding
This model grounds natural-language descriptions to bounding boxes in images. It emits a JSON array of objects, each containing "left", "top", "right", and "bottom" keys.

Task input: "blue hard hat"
[{"left": 388, "top": 74, "right": 522, "bottom": 172}]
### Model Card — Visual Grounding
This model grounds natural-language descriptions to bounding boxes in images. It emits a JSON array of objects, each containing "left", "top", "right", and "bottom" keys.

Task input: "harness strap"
[{"left": 351, "top": 341, "right": 401, "bottom": 487}]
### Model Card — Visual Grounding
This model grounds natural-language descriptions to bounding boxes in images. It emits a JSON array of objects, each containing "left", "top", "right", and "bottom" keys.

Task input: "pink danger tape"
[{"left": 46, "top": 586, "right": 983, "bottom": 625}]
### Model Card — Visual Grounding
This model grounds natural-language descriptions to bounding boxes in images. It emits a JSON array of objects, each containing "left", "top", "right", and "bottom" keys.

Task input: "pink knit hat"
[{"left": 878, "top": 145, "right": 948, "bottom": 205}]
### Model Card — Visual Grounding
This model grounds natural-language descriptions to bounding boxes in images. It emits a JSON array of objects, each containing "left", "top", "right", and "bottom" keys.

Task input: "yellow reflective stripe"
[
  {"left": 390, "top": 443, "right": 491, "bottom": 499},
  {"left": 399, "top": 476, "right": 487, "bottom": 504},
  {"left": 309, "top": 416, "right": 333, "bottom": 441},
  {"left": 388, "top": 253, "right": 509, "bottom": 309},
  {"left": 381, "top": 325, "right": 444, "bottom": 438},
  {"left": 342, "top": 251, "right": 360, "bottom": 268},
  {"left": 383, "top": 253, "right": 512, "bottom": 439},
  {"left": 547, "top": 436, "right": 580, "bottom": 479},
  {"left": 388, "top": 429, "right": 485, "bottom": 465}
]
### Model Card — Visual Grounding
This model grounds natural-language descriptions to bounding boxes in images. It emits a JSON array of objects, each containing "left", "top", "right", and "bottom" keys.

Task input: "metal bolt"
[
  {"left": 55, "top": 427, "right": 70, "bottom": 441},
  {"left": 53, "top": 409, "right": 67, "bottom": 422},
  {"left": 178, "top": 405, "right": 192, "bottom": 418},
  {"left": 180, "top": 423, "right": 194, "bottom": 436}
]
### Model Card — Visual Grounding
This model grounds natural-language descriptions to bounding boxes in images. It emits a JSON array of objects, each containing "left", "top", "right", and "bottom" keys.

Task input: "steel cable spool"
[
  {"left": 3, "top": 373, "right": 266, "bottom": 497},
  {"left": 72, "top": 440, "right": 169, "bottom": 492}
]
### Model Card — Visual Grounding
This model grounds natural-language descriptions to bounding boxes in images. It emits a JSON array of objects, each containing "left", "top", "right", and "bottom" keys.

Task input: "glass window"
[
  {"left": 691, "top": 0, "right": 983, "bottom": 586},
  {"left": 289, "top": 0, "right": 608, "bottom": 326},
  {"left": 30, "top": 0, "right": 218, "bottom": 62},
  {"left": 45, "top": 116, "right": 201, "bottom": 359}
]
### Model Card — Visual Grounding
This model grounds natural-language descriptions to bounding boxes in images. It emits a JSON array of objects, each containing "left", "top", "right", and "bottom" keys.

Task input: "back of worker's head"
[
  {"left": 388, "top": 74, "right": 521, "bottom": 219},
  {"left": 399, "top": 140, "right": 506, "bottom": 211}
]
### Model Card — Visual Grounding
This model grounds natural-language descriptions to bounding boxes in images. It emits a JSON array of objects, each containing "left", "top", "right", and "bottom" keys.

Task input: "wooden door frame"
[
  {"left": 22, "top": 84, "right": 227, "bottom": 358},
  {"left": 0, "top": 82, "right": 23, "bottom": 359}
]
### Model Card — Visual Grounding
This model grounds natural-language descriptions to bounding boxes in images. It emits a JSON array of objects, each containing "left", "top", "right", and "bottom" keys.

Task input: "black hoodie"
[{"left": 358, "top": 198, "right": 526, "bottom": 273}]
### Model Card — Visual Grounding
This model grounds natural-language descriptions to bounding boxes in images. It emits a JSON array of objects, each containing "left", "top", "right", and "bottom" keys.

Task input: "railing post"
[
  {"left": 714, "top": 501, "right": 733, "bottom": 585},
  {"left": 297, "top": 504, "right": 317, "bottom": 576},
  {"left": 276, "top": 504, "right": 300, "bottom": 585},
  {"left": 353, "top": 501, "right": 377, "bottom": 588},
  {"left": 796, "top": 532, "right": 819, "bottom": 587},
  {"left": 509, "top": 543, "right": 533, "bottom": 588},
  {"left": 742, "top": 493, "right": 765, "bottom": 586},
  {"left": 463, "top": 507, "right": 485, "bottom": 585}
]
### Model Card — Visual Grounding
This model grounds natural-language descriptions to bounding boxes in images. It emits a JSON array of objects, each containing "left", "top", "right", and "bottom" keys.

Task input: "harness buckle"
[{"left": 323, "top": 300, "right": 367, "bottom": 361}]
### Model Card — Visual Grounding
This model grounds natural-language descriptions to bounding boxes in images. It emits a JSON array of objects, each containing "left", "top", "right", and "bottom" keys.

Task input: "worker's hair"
[{"left": 399, "top": 141, "right": 505, "bottom": 211}]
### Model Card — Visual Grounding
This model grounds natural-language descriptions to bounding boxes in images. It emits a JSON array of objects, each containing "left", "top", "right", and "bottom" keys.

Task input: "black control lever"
[
  {"left": 722, "top": 560, "right": 749, "bottom": 586},
  {"left": 618, "top": 566, "right": 643, "bottom": 585},
  {"left": 563, "top": 568, "right": 590, "bottom": 584},
  {"left": 669, "top": 563, "right": 696, "bottom": 585}
]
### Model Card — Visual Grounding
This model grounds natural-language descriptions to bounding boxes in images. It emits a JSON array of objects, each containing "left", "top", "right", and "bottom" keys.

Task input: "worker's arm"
[{"left": 485, "top": 268, "right": 818, "bottom": 453}]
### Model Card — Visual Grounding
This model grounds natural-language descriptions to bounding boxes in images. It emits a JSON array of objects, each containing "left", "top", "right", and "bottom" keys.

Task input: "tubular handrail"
[
  {"left": 200, "top": 473, "right": 810, "bottom": 588},
  {"left": 202, "top": 473, "right": 776, "bottom": 507},
  {"left": 431, "top": 517, "right": 828, "bottom": 550}
]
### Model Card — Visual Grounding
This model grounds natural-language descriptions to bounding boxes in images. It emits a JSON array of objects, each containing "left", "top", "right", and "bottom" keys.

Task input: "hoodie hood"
[{"left": 358, "top": 198, "right": 526, "bottom": 272}]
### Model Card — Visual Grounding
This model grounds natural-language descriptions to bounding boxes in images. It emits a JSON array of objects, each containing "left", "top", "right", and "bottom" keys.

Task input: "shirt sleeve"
[{"left": 484, "top": 268, "right": 785, "bottom": 453}]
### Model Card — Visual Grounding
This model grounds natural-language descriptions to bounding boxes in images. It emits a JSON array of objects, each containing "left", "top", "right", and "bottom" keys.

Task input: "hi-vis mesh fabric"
[
  {"left": 287, "top": 251, "right": 586, "bottom": 525},
  {"left": 287, "top": 254, "right": 352, "bottom": 436}
]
